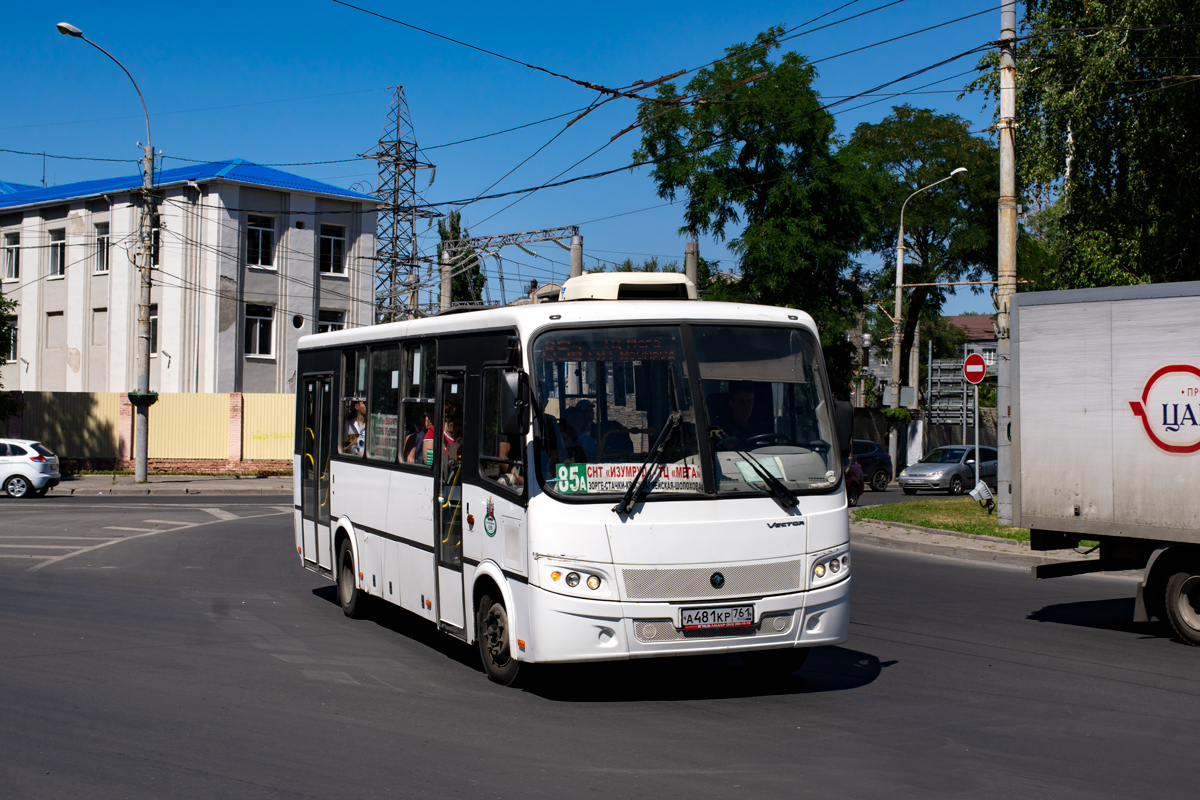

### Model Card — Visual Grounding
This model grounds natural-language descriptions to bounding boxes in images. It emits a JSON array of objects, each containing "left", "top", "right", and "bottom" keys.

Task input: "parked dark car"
[
  {"left": 842, "top": 455, "right": 864, "bottom": 508},
  {"left": 852, "top": 439, "right": 893, "bottom": 492}
]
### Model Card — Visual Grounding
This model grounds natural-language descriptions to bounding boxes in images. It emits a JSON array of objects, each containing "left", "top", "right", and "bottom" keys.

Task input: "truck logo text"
[{"left": 1129, "top": 364, "right": 1200, "bottom": 454}]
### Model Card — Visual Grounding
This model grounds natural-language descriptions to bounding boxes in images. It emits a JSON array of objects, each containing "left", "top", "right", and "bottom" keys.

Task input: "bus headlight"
[
  {"left": 565, "top": 572, "right": 581, "bottom": 588},
  {"left": 811, "top": 549, "right": 850, "bottom": 588},
  {"left": 586, "top": 575, "right": 601, "bottom": 590}
]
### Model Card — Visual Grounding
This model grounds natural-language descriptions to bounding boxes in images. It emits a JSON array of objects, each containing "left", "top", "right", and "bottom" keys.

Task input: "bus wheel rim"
[{"left": 1176, "top": 576, "right": 1200, "bottom": 632}]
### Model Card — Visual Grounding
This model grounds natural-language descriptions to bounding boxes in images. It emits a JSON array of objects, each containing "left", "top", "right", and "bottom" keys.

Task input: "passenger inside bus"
[
  {"left": 403, "top": 408, "right": 433, "bottom": 463},
  {"left": 561, "top": 400, "right": 597, "bottom": 461},
  {"left": 344, "top": 397, "right": 367, "bottom": 456}
]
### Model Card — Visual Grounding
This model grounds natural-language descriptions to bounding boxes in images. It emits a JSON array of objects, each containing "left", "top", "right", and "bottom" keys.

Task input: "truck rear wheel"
[{"left": 1164, "top": 565, "right": 1200, "bottom": 645}]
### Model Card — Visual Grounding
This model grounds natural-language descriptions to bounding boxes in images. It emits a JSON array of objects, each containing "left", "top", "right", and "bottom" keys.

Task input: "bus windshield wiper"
[
  {"left": 612, "top": 411, "right": 682, "bottom": 515},
  {"left": 709, "top": 428, "right": 798, "bottom": 509}
]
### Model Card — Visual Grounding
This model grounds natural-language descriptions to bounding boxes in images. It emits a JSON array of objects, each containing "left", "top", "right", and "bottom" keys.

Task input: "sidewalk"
[
  {"left": 50, "top": 474, "right": 293, "bottom": 496},
  {"left": 851, "top": 517, "right": 1138, "bottom": 576}
]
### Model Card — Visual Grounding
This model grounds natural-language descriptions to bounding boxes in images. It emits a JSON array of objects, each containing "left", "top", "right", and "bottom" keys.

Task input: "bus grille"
[
  {"left": 634, "top": 612, "right": 795, "bottom": 643},
  {"left": 621, "top": 560, "right": 802, "bottom": 601}
]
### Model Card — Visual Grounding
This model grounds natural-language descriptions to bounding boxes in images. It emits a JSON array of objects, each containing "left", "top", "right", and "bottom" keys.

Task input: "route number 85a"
[{"left": 556, "top": 463, "right": 587, "bottom": 494}]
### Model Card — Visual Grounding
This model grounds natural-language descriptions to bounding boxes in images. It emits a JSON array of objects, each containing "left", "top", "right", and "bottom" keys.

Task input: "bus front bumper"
[{"left": 521, "top": 577, "right": 849, "bottom": 664}]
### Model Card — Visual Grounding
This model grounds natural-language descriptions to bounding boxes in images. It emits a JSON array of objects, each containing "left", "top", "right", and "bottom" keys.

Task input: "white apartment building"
[{"left": 0, "top": 159, "right": 378, "bottom": 394}]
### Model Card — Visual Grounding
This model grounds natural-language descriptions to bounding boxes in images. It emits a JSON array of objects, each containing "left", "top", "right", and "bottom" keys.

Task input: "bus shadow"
[
  {"left": 523, "top": 646, "right": 887, "bottom": 702},
  {"left": 1027, "top": 597, "right": 1165, "bottom": 637},
  {"left": 311, "top": 587, "right": 480, "bottom": 670}
]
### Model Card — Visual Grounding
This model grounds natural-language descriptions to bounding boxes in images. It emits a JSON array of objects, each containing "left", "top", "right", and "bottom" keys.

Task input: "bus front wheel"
[
  {"left": 337, "top": 538, "right": 365, "bottom": 619},
  {"left": 477, "top": 593, "right": 519, "bottom": 685},
  {"left": 1164, "top": 563, "right": 1200, "bottom": 646}
]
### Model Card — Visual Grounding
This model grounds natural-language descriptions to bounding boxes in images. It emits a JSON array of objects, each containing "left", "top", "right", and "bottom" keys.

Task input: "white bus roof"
[{"left": 297, "top": 300, "right": 818, "bottom": 351}]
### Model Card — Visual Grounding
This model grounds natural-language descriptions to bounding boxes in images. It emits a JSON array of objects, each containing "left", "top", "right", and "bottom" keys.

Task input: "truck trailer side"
[{"left": 1010, "top": 281, "right": 1200, "bottom": 643}]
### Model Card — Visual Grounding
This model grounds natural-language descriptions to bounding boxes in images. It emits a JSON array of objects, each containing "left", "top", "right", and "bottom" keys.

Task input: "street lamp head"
[
  {"left": 56, "top": 22, "right": 84, "bottom": 37},
  {"left": 950, "top": 167, "right": 968, "bottom": 177}
]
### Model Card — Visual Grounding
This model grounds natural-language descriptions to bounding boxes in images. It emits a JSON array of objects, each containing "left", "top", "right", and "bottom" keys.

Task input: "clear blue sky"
[{"left": 2, "top": 0, "right": 1011, "bottom": 314}]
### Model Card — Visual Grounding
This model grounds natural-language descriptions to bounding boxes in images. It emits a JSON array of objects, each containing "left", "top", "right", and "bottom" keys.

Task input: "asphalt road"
[{"left": 2, "top": 495, "right": 1196, "bottom": 798}]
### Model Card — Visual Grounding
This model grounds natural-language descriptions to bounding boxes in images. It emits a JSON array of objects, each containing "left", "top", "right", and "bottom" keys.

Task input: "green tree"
[
  {"left": 633, "top": 27, "right": 868, "bottom": 396},
  {"left": 968, "top": 0, "right": 1200, "bottom": 287},
  {"left": 845, "top": 105, "right": 999, "bottom": 387},
  {"left": 437, "top": 210, "right": 484, "bottom": 305},
  {"left": 613, "top": 256, "right": 679, "bottom": 273}
]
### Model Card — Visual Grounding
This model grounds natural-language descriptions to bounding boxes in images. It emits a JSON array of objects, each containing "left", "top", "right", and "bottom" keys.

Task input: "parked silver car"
[
  {"left": 898, "top": 446, "right": 997, "bottom": 496},
  {"left": 0, "top": 439, "right": 61, "bottom": 498}
]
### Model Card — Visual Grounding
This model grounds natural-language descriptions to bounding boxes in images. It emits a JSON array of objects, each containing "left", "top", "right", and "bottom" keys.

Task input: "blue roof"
[
  {"left": 0, "top": 180, "right": 39, "bottom": 195},
  {"left": 0, "top": 159, "right": 378, "bottom": 209}
]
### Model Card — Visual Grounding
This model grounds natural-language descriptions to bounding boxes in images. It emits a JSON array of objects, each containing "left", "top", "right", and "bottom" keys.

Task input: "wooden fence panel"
[{"left": 243, "top": 393, "right": 295, "bottom": 460}]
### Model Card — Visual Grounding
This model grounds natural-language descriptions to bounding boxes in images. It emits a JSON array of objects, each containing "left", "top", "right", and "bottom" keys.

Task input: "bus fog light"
[
  {"left": 829, "top": 559, "right": 840, "bottom": 574},
  {"left": 550, "top": 571, "right": 562, "bottom": 582},
  {"left": 566, "top": 572, "right": 580, "bottom": 587},
  {"left": 842, "top": 555, "right": 849, "bottom": 567},
  {"left": 813, "top": 563, "right": 826, "bottom": 579},
  {"left": 586, "top": 575, "right": 601, "bottom": 590}
]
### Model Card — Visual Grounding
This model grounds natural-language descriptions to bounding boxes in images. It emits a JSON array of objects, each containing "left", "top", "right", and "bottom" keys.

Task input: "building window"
[
  {"left": 48, "top": 228, "right": 66, "bottom": 277},
  {"left": 3, "top": 233, "right": 18, "bottom": 281},
  {"left": 149, "top": 303, "right": 158, "bottom": 355},
  {"left": 319, "top": 224, "right": 346, "bottom": 275},
  {"left": 95, "top": 223, "right": 110, "bottom": 273},
  {"left": 45, "top": 311, "right": 65, "bottom": 349},
  {"left": 981, "top": 347, "right": 997, "bottom": 366},
  {"left": 244, "top": 304, "right": 274, "bottom": 357},
  {"left": 317, "top": 309, "right": 345, "bottom": 333},
  {"left": 246, "top": 214, "right": 275, "bottom": 268},
  {"left": 2, "top": 316, "right": 16, "bottom": 362}
]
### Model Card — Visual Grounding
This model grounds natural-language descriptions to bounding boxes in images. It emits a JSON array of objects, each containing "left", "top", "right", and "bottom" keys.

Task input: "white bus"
[{"left": 293, "top": 274, "right": 854, "bottom": 684}]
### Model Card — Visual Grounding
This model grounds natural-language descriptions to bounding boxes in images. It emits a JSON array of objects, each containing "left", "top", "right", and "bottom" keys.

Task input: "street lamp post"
[
  {"left": 58, "top": 22, "right": 157, "bottom": 483},
  {"left": 888, "top": 167, "right": 968, "bottom": 473}
]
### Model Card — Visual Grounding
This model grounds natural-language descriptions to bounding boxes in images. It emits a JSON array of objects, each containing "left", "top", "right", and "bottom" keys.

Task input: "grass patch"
[{"left": 852, "top": 498, "right": 1032, "bottom": 541}]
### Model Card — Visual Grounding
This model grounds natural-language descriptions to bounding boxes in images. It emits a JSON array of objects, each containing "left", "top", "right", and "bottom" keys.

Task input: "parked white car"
[{"left": 0, "top": 439, "right": 61, "bottom": 498}]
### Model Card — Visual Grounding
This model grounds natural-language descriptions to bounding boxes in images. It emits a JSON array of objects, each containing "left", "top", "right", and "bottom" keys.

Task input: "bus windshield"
[
  {"left": 532, "top": 324, "right": 839, "bottom": 500},
  {"left": 693, "top": 325, "right": 839, "bottom": 495},
  {"left": 533, "top": 326, "right": 703, "bottom": 497}
]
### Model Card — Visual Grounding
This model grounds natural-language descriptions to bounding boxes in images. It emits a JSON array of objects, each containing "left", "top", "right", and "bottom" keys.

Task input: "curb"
[
  {"left": 62, "top": 487, "right": 292, "bottom": 496},
  {"left": 850, "top": 530, "right": 1063, "bottom": 568},
  {"left": 854, "top": 518, "right": 1023, "bottom": 546}
]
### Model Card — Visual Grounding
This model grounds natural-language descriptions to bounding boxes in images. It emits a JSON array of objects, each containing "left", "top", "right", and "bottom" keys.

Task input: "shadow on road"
[
  {"left": 313, "top": 586, "right": 889, "bottom": 698},
  {"left": 1028, "top": 597, "right": 1167, "bottom": 638},
  {"left": 521, "top": 646, "right": 887, "bottom": 702}
]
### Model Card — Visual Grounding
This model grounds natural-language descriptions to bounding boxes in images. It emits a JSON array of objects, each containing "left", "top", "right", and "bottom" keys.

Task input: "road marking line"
[
  {"left": 30, "top": 510, "right": 289, "bottom": 572},
  {"left": 0, "top": 544, "right": 85, "bottom": 550},
  {"left": 199, "top": 508, "right": 239, "bottom": 521},
  {"left": 0, "top": 536, "right": 101, "bottom": 540},
  {"left": 142, "top": 520, "right": 201, "bottom": 526},
  {"left": 0, "top": 554, "right": 56, "bottom": 559},
  {"left": 104, "top": 526, "right": 160, "bottom": 532}
]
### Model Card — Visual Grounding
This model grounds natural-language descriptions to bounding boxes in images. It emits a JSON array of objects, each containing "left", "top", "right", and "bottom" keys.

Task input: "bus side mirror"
[
  {"left": 501, "top": 371, "right": 530, "bottom": 438},
  {"left": 834, "top": 400, "right": 853, "bottom": 459}
]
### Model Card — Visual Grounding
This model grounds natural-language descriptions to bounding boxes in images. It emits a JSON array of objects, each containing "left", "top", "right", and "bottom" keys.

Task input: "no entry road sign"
[{"left": 963, "top": 353, "right": 988, "bottom": 385}]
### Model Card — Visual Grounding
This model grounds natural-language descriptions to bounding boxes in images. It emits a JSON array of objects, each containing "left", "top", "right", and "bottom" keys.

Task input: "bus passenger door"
[
  {"left": 301, "top": 375, "right": 335, "bottom": 571},
  {"left": 434, "top": 371, "right": 466, "bottom": 635}
]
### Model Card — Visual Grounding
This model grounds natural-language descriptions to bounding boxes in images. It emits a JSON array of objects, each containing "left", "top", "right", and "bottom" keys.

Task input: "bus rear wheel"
[
  {"left": 477, "top": 593, "right": 519, "bottom": 685},
  {"left": 337, "top": 538, "right": 364, "bottom": 619}
]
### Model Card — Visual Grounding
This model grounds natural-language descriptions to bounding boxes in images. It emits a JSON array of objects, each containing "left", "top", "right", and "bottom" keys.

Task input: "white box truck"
[{"left": 1010, "top": 281, "right": 1200, "bottom": 643}]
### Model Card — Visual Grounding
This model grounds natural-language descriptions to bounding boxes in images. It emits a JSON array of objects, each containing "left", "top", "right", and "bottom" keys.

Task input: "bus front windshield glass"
[
  {"left": 533, "top": 327, "right": 703, "bottom": 497},
  {"left": 693, "top": 325, "right": 839, "bottom": 495}
]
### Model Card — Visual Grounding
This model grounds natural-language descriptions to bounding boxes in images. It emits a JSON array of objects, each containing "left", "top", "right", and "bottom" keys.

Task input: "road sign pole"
[{"left": 974, "top": 382, "right": 980, "bottom": 490}]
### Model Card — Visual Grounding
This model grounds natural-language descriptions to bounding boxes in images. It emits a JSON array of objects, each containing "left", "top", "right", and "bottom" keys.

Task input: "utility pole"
[
  {"left": 996, "top": 0, "right": 1018, "bottom": 524},
  {"left": 569, "top": 234, "right": 583, "bottom": 278},
  {"left": 684, "top": 239, "right": 699, "bottom": 288},
  {"left": 440, "top": 250, "right": 452, "bottom": 312},
  {"left": 57, "top": 22, "right": 157, "bottom": 482}
]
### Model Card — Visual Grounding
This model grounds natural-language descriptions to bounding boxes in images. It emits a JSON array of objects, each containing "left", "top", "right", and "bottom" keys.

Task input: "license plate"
[{"left": 680, "top": 605, "right": 754, "bottom": 630}]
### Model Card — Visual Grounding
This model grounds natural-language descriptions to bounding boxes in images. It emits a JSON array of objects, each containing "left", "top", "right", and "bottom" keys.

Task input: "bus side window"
[
  {"left": 366, "top": 344, "right": 400, "bottom": 462},
  {"left": 341, "top": 349, "right": 368, "bottom": 456},
  {"left": 480, "top": 368, "right": 524, "bottom": 488},
  {"left": 401, "top": 342, "right": 437, "bottom": 467}
]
